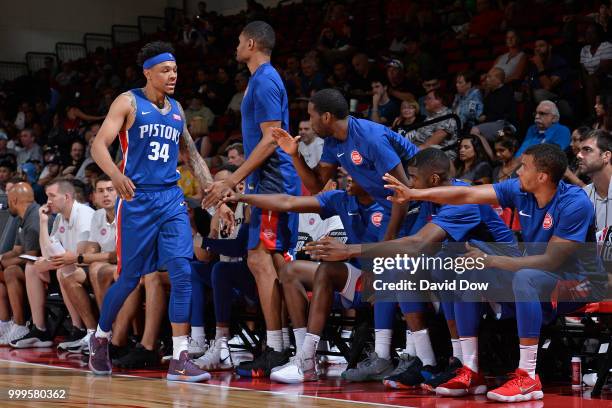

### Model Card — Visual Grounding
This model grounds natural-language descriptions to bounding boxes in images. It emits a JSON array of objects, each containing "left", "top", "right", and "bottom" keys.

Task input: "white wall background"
[{"left": 0, "top": 0, "right": 169, "bottom": 62}]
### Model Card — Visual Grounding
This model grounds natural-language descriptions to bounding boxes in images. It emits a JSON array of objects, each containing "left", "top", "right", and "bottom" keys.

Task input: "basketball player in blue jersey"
[
  {"left": 271, "top": 88, "right": 419, "bottom": 241},
  {"left": 384, "top": 144, "right": 604, "bottom": 402},
  {"left": 89, "top": 42, "right": 216, "bottom": 382},
  {"left": 202, "top": 21, "right": 300, "bottom": 375}
]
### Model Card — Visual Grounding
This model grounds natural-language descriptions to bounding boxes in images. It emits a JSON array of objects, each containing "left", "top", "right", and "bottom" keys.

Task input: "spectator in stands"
[
  {"left": 227, "top": 72, "right": 248, "bottom": 115},
  {"left": 493, "top": 30, "right": 527, "bottom": 85},
  {"left": 185, "top": 95, "right": 215, "bottom": 130},
  {"left": 466, "top": 0, "right": 504, "bottom": 38},
  {"left": 0, "top": 182, "right": 42, "bottom": 345},
  {"left": 526, "top": 39, "right": 572, "bottom": 118},
  {"left": 0, "top": 161, "right": 15, "bottom": 193},
  {"left": 492, "top": 130, "right": 521, "bottom": 182},
  {"left": 472, "top": 67, "right": 516, "bottom": 142},
  {"left": 418, "top": 75, "right": 440, "bottom": 115},
  {"left": 95, "top": 64, "right": 121, "bottom": 91},
  {"left": 392, "top": 100, "right": 424, "bottom": 142},
  {"left": 403, "top": 35, "right": 435, "bottom": 86},
  {"left": 369, "top": 79, "right": 399, "bottom": 125},
  {"left": 179, "top": 20, "right": 204, "bottom": 49},
  {"left": 593, "top": 94, "right": 612, "bottom": 131},
  {"left": 213, "top": 67, "right": 235, "bottom": 113},
  {"left": 55, "top": 175, "right": 117, "bottom": 354},
  {"left": 0, "top": 130, "right": 16, "bottom": 164},
  {"left": 188, "top": 116, "right": 212, "bottom": 159},
  {"left": 452, "top": 70, "right": 483, "bottom": 131},
  {"left": 0, "top": 178, "right": 21, "bottom": 255},
  {"left": 55, "top": 62, "right": 78, "bottom": 87},
  {"left": 10, "top": 179, "right": 94, "bottom": 349},
  {"left": 386, "top": 59, "right": 416, "bottom": 102},
  {"left": 351, "top": 53, "right": 379, "bottom": 100},
  {"left": 38, "top": 154, "right": 62, "bottom": 188},
  {"left": 16, "top": 129, "right": 42, "bottom": 166},
  {"left": 455, "top": 135, "right": 492, "bottom": 185},
  {"left": 577, "top": 129, "right": 612, "bottom": 235},
  {"left": 327, "top": 61, "right": 352, "bottom": 96},
  {"left": 565, "top": 126, "right": 591, "bottom": 187},
  {"left": 226, "top": 143, "right": 245, "bottom": 167},
  {"left": 178, "top": 149, "right": 202, "bottom": 200},
  {"left": 300, "top": 57, "right": 326, "bottom": 98},
  {"left": 415, "top": 89, "right": 458, "bottom": 159},
  {"left": 123, "top": 65, "right": 144, "bottom": 90},
  {"left": 580, "top": 23, "right": 612, "bottom": 114},
  {"left": 61, "top": 140, "right": 86, "bottom": 178},
  {"left": 297, "top": 119, "right": 324, "bottom": 169},
  {"left": 516, "top": 100, "right": 571, "bottom": 157}
]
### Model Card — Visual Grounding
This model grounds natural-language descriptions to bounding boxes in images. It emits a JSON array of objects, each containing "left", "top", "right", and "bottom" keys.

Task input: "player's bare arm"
[
  {"left": 384, "top": 163, "right": 411, "bottom": 241},
  {"left": 383, "top": 173, "right": 500, "bottom": 206},
  {"left": 202, "top": 120, "right": 280, "bottom": 208},
  {"left": 177, "top": 102, "right": 214, "bottom": 190},
  {"left": 224, "top": 191, "right": 321, "bottom": 213},
  {"left": 271, "top": 127, "right": 337, "bottom": 193},
  {"left": 91, "top": 92, "right": 136, "bottom": 200}
]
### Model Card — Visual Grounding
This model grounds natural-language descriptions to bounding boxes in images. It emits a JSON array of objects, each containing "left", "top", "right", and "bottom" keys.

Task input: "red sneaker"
[
  {"left": 436, "top": 366, "right": 487, "bottom": 397},
  {"left": 487, "top": 369, "right": 544, "bottom": 402}
]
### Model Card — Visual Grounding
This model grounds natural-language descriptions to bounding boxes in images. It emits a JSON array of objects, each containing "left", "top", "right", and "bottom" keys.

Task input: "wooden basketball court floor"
[{"left": 0, "top": 347, "right": 611, "bottom": 407}]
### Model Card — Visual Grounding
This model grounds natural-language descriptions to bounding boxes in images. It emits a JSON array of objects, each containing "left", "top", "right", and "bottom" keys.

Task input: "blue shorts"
[
  {"left": 248, "top": 207, "right": 298, "bottom": 252},
  {"left": 116, "top": 185, "right": 192, "bottom": 277}
]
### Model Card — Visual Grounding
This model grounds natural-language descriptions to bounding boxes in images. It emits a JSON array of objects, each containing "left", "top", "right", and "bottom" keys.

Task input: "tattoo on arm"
[{"left": 177, "top": 103, "right": 214, "bottom": 189}]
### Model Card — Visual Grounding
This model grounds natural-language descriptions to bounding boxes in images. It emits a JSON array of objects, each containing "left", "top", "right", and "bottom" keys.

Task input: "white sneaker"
[
  {"left": 194, "top": 337, "right": 233, "bottom": 371},
  {"left": 66, "top": 332, "right": 92, "bottom": 354},
  {"left": 270, "top": 354, "right": 318, "bottom": 384},
  {"left": 58, "top": 337, "right": 84, "bottom": 351},
  {"left": 188, "top": 336, "right": 208, "bottom": 358},
  {"left": 0, "top": 324, "right": 28, "bottom": 346},
  {"left": 0, "top": 321, "right": 12, "bottom": 339}
]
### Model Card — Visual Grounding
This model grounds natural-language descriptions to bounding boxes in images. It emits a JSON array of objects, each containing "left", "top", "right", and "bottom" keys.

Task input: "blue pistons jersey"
[{"left": 119, "top": 88, "right": 184, "bottom": 186}]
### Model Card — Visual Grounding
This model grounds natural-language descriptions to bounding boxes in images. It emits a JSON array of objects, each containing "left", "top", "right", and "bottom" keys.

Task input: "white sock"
[
  {"left": 172, "top": 335, "right": 189, "bottom": 359},
  {"left": 282, "top": 327, "right": 290, "bottom": 349},
  {"left": 451, "top": 338, "right": 463, "bottom": 362},
  {"left": 267, "top": 330, "right": 283, "bottom": 352},
  {"left": 341, "top": 329, "right": 351, "bottom": 339},
  {"left": 460, "top": 337, "right": 478, "bottom": 372},
  {"left": 86, "top": 328, "right": 95, "bottom": 335},
  {"left": 405, "top": 330, "right": 416, "bottom": 356},
  {"left": 191, "top": 326, "right": 205, "bottom": 340},
  {"left": 95, "top": 325, "right": 111, "bottom": 339},
  {"left": 215, "top": 326, "right": 230, "bottom": 340},
  {"left": 413, "top": 328, "right": 436, "bottom": 367},
  {"left": 518, "top": 344, "right": 538, "bottom": 379},
  {"left": 374, "top": 329, "right": 392, "bottom": 360},
  {"left": 293, "top": 327, "right": 307, "bottom": 354},
  {"left": 301, "top": 332, "right": 320, "bottom": 361}
]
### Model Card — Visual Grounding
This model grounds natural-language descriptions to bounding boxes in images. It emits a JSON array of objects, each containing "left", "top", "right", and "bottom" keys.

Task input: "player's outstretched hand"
[
  {"left": 383, "top": 172, "right": 413, "bottom": 205},
  {"left": 217, "top": 203, "right": 236, "bottom": 235},
  {"left": 221, "top": 190, "right": 240, "bottom": 204},
  {"left": 112, "top": 173, "right": 136, "bottom": 201},
  {"left": 304, "top": 236, "right": 350, "bottom": 261},
  {"left": 202, "top": 179, "right": 233, "bottom": 209},
  {"left": 271, "top": 128, "right": 300, "bottom": 157}
]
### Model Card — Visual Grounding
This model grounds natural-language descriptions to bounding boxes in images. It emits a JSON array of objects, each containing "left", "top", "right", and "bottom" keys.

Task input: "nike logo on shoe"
[{"left": 519, "top": 384, "right": 537, "bottom": 393}]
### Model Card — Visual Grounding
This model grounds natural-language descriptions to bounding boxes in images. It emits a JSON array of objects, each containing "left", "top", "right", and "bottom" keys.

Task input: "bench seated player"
[
  {"left": 224, "top": 176, "right": 383, "bottom": 383},
  {"left": 383, "top": 144, "right": 607, "bottom": 402}
]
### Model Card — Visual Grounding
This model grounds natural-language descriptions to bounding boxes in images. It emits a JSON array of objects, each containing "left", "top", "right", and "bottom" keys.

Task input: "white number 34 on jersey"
[{"left": 148, "top": 141, "right": 170, "bottom": 162}]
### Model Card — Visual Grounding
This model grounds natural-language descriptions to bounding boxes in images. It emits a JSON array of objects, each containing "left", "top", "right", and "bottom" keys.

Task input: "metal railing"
[
  {"left": 25, "top": 52, "right": 57, "bottom": 73},
  {"left": 83, "top": 33, "right": 113, "bottom": 54},
  {"left": 111, "top": 24, "right": 141, "bottom": 45},
  {"left": 56, "top": 42, "right": 87, "bottom": 63},
  {"left": 0, "top": 61, "right": 28, "bottom": 82}
]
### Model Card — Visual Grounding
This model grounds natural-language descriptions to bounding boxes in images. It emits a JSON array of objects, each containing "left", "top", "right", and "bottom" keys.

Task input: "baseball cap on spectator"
[
  {"left": 386, "top": 59, "right": 404, "bottom": 70},
  {"left": 19, "top": 162, "right": 38, "bottom": 183}
]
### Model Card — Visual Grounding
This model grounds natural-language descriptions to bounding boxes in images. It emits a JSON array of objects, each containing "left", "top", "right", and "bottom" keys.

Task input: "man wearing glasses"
[{"left": 515, "top": 100, "right": 570, "bottom": 157}]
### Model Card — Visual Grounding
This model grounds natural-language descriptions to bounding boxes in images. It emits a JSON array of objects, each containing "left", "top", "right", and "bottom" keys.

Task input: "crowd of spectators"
[{"left": 0, "top": 0, "right": 610, "bottom": 210}]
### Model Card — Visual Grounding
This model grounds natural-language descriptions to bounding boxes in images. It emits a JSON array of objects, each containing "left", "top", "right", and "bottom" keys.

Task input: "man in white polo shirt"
[
  {"left": 56, "top": 175, "right": 117, "bottom": 353},
  {"left": 10, "top": 178, "right": 94, "bottom": 348}
]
